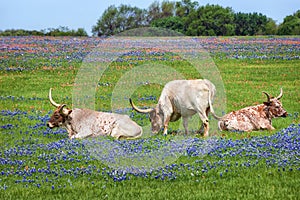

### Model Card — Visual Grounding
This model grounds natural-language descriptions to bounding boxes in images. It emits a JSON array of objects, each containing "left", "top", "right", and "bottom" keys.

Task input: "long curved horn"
[
  {"left": 262, "top": 91, "right": 270, "bottom": 102},
  {"left": 49, "top": 88, "right": 61, "bottom": 107},
  {"left": 276, "top": 88, "right": 283, "bottom": 100},
  {"left": 129, "top": 98, "right": 153, "bottom": 113}
]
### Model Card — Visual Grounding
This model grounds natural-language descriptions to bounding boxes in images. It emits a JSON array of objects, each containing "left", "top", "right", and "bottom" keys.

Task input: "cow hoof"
[{"left": 70, "top": 135, "right": 76, "bottom": 139}]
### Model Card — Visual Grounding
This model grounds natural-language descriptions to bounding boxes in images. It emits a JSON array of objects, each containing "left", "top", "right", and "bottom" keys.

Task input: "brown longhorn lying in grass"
[
  {"left": 47, "top": 88, "right": 142, "bottom": 139},
  {"left": 209, "top": 88, "right": 288, "bottom": 132}
]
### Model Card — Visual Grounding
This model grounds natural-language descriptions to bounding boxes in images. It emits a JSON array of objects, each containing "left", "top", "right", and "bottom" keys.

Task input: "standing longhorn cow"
[
  {"left": 47, "top": 88, "right": 142, "bottom": 139},
  {"left": 129, "top": 79, "right": 218, "bottom": 137},
  {"left": 211, "top": 88, "right": 288, "bottom": 132}
]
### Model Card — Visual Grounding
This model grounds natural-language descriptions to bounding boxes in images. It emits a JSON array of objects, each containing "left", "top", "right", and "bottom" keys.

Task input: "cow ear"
[
  {"left": 59, "top": 104, "right": 71, "bottom": 116},
  {"left": 64, "top": 109, "right": 72, "bottom": 116},
  {"left": 263, "top": 101, "right": 271, "bottom": 106}
]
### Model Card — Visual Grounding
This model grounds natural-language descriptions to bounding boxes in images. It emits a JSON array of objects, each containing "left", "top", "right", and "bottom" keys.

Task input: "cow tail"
[{"left": 208, "top": 90, "right": 223, "bottom": 120}]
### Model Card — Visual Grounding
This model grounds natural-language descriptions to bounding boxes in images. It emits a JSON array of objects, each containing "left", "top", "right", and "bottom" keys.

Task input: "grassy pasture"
[{"left": 0, "top": 36, "right": 299, "bottom": 199}]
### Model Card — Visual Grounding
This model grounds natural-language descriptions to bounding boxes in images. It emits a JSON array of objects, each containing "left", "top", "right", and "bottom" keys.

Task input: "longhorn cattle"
[
  {"left": 47, "top": 88, "right": 142, "bottom": 139},
  {"left": 212, "top": 88, "right": 288, "bottom": 132},
  {"left": 129, "top": 79, "right": 218, "bottom": 137}
]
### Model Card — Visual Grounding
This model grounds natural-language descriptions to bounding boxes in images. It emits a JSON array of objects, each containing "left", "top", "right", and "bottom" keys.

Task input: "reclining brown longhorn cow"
[
  {"left": 209, "top": 88, "right": 288, "bottom": 132},
  {"left": 47, "top": 88, "right": 142, "bottom": 139}
]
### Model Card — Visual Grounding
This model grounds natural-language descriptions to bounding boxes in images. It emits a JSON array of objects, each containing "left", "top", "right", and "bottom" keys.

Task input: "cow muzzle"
[{"left": 281, "top": 111, "right": 288, "bottom": 117}]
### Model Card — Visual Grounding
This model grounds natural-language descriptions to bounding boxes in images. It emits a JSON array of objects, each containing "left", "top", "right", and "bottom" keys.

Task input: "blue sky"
[{"left": 1, "top": 0, "right": 299, "bottom": 35}]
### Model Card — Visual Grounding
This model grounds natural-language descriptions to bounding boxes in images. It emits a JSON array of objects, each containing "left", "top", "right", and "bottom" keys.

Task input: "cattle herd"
[{"left": 47, "top": 79, "right": 287, "bottom": 139}]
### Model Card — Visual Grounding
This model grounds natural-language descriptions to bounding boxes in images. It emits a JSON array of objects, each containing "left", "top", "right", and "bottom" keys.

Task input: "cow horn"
[
  {"left": 276, "top": 88, "right": 283, "bottom": 100},
  {"left": 129, "top": 98, "right": 153, "bottom": 113},
  {"left": 262, "top": 91, "right": 270, "bottom": 102},
  {"left": 49, "top": 88, "right": 61, "bottom": 107},
  {"left": 59, "top": 104, "right": 69, "bottom": 116}
]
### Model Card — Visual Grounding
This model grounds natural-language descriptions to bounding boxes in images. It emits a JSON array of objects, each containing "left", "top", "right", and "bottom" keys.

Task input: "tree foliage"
[
  {"left": 161, "top": 1, "right": 176, "bottom": 18},
  {"left": 265, "top": 18, "right": 278, "bottom": 35},
  {"left": 175, "top": 0, "right": 198, "bottom": 17},
  {"left": 151, "top": 16, "right": 184, "bottom": 33},
  {"left": 92, "top": 1, "right": 298, "bottom": 36},
  {"left": 44, "top": 26, "right": 88, "bottom": 36},
  {"left": 278, "top": 10, "right": 300, "bottom": 35},
  {"left": 92, "top": 5, "right": 146, "bottom": 36},
  {"left": 185, "top": 4, "right": 235, "bottom": 36},
  {"left": 0, "top": 26, "right": 88, "bottom": 37},
  {"left": 234, "top": 12, "right": 268, "bottom": 35}
]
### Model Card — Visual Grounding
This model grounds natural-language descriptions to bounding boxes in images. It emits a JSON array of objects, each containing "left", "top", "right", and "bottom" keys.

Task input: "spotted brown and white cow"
[
  {"left": 47, "top": 88, "right": 142, "bottom": 139},
  {"left": 212, "top": 88, "right": 288, "bottom": 132}
]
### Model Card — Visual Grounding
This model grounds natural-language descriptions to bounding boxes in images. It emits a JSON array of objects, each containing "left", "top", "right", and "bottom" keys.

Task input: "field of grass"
[{"left": 0, "top": 36, "right": 299, "bottom": 199}]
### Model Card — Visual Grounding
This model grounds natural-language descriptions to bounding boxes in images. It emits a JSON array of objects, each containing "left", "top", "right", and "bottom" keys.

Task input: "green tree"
[
  {"left": 175, "top": 0, "right": 198, "bottom": 33},
  {"left": 249, "top": 12, "right": 268, "bottom": 35},
  {"left": 186, "top": 4, "right": 235, "bottom": 36},
  {"left": 92, "top": 5, "right": 119, "bottom": 36},
  {"left": 175, "top": 0, "right": 198, "bottom": 17},
  {"left": 234, "top": 12, "right": 268, "bottom": 35},
  {"left": 151, "top": 16, "right": 184, "bottom": 33},
  {"left": 265, "top": 18, "right": 278, "bottom": 35},
  {"left": 234, "top": 12, "right": 249, "bottom": 35},
  {"left": 92, "top": 5, "right": 146, "bottom": 36},
  {"left": 161, "top": 0, "right": 175, "bottom": 18},
  {"left": 278, "top": 10, "right": 300, "bottom": 35},
  {"left": 44, "top": 26, "right": 87, "bottom": 36},
  {"left": 147, "top": 1, "right": 161, "bottom": 23},
  {"left": 75, "top": 28, "right": 88, "bottom": 36},
  {"left": 117, "top": 5, "right": 147, "bottom": 32}
]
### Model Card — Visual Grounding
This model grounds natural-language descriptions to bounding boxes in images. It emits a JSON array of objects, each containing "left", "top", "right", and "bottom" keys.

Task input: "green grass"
[
  {"left": 0, "top": 37, "right": 300, "bottom": 199},
  {"left": 1, "top": 58, "right": 298, "bottom": 133},
  {"left": 1, "top": 163, "right": 299, "bottom": 200}
]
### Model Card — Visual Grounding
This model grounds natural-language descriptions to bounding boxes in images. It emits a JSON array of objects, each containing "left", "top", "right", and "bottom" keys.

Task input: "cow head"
[
  {"left": 129, "top": 99, "right": 163, "bottom": 134},
  {"left": 262, "top": 88, "right": 288, "bottom": 118},
  {"left": 47, "top": 88, "right": 72, "bottom": 128}
]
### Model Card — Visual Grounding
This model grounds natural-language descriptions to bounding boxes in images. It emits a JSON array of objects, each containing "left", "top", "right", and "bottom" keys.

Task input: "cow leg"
[
  {"left": 163, "top": 116, "right": 170, "bottom": 135},
  {"left": 182, "top": 117, "right": 189, "bottom": 134},
  {"left": 203, "top": 121, "right": 209, "bottom": 137},
  {"left": 203, "top": 107, "right": 211, "bottom": 136},
  {"left": 110, "top": 128, "right": 123, "bottom": 139},
  {"left": 266, "top": 124, "right": 275, "bottom": 131},
  {"left": 68, "top": 132, "right": 74, "bottom": 139},
  {"left": 198, "top": 113, "right": 209, "bottom": 137},
  {"left": 72, "top": 131, "right": 93, "bottom": 139}
]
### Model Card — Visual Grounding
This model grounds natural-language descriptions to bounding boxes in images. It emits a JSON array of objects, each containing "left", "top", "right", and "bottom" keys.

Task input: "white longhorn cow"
[
  {"left": 129, "top": 79, "right": 219, "bottom": 137},
  {"left": 47, "top": 88, "right": 142, "bottom": 139}
]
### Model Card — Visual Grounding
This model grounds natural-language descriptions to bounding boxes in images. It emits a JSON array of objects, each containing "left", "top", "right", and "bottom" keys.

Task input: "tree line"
[
  {"left": 92, "top": 0, "right": 300, "bottom": 36},
  {"left": 0, "top": 26, "right": 88, "bottom": 37},
  {"left": 1, "top": 0, "right": 299, "bottom": 37}
]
